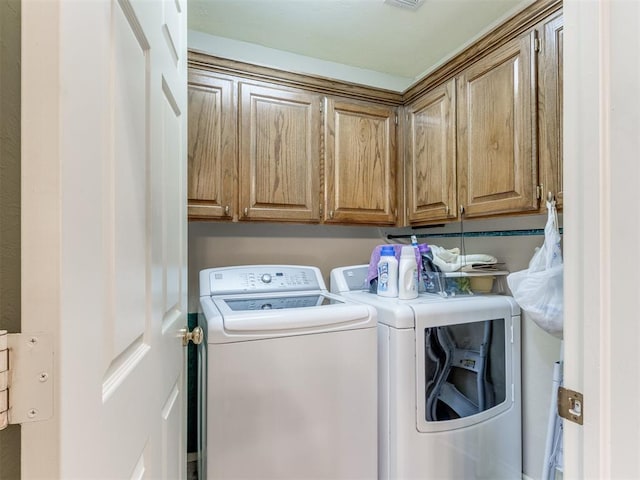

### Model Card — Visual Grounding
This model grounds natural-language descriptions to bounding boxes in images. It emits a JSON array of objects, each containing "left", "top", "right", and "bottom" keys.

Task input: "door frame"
[{"left": 564, "top": 0, "right": 640, "bottom": 477}]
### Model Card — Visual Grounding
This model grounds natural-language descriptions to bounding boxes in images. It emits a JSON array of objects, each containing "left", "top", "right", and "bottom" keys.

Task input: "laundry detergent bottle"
[
  {"left": 398, "top": 245, "right": 419, "bottom": 299},
  {"left": 377, "top": 246, "right": 398, "bottom": 297}
]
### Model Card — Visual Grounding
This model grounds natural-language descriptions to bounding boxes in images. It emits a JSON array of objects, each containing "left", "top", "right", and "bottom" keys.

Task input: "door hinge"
[
  {"left": 0, "top": 330, "right": 54, "bottom": 431},
  {"left": 558, "top": 386, "right": 584, "bottom": 425}
]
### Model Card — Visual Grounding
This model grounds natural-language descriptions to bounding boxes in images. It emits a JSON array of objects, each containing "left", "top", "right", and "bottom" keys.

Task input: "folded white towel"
[{"left": 430, "top": 245, "right": 497, "bottom": 272}]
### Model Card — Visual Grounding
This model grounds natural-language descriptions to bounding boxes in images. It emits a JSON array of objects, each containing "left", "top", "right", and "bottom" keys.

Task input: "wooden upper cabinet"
[
  {"left": 538, "top": 13, "right": 563, "bottom": 210},
  {"left": 405, "top": 78, "right": 457, "bottom": 225},
  {"left": 324, "top": 99, "right": 397, "bottom": 224},
  {"left": 185, "top": 2, "right": 561, "bottom": 225},
  {"left": 457, "top": 32, "right": 538, "bottom": 218},
  {"left": 187, "top": 70, "right": 236, "bottom": 220},
  {"left": 238, "top": 82, "right": 321, "bottom": 222}
]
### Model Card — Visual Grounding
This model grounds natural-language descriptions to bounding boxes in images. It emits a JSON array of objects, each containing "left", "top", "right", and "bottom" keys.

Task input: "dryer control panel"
[{"left": 205, "top": 265, "right": 324, "bottom": 295}]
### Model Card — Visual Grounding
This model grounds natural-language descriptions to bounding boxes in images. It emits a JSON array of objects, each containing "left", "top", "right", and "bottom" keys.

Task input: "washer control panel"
[{"left": 208, "top": 265, "right": 324, "bottom": 295}]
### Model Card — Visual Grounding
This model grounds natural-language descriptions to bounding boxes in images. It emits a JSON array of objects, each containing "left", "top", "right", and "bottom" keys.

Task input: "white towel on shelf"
[{"left": 429, "top": 245, "right": 497, "bottom": 272}]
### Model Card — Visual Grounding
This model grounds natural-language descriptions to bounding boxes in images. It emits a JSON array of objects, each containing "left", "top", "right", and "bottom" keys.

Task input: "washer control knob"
[{"left": 261, "top": 273, "right": 272, "bottom": 284}]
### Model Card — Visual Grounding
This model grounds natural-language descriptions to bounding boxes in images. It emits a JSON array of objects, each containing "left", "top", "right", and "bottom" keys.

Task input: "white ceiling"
[{"left": 187, "top": 0, "right": 533, "bottom": 90}]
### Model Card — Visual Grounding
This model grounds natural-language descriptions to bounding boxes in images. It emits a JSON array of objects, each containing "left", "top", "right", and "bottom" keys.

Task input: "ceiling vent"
[{"left": 384, "top": 0, "right": 425, "bottom": 10}]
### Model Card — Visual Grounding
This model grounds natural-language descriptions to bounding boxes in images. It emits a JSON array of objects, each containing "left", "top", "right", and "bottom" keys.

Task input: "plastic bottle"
[
  {"left": 419, "top": 244, "right": 443, "bottom": 295},
  {"left": 377, "top": 246, "right": 398, "bottom": 297},
  {"left": 398, "top": 245, "right": 418, "bottom": 299},
  {"left": 418, "top": 244, "right": 433, "bottom": 292},
  {"left": 411, "top": 236, "right": 425, "bottom": 293}
]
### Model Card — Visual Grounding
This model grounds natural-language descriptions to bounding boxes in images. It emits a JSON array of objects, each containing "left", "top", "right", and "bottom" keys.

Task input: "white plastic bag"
[{"left": 507, "top": 200, "right": 563, "bottom": 338}]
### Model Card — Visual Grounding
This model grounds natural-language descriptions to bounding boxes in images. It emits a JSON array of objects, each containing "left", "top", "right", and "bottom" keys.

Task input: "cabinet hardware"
[
  {"left": 329, "top": 210, "right": 334, "bottom": 219},
  {"left": 224, "top": 205, "right": 230, "bottom": 216},
  {"left": 459, "top": 205, "right": 465, "bottom": 215},
  {"left": 445, "top": 205, "right": 450, "bottom": 216},
  {"left": 534, "top": 37, "right": 541, "bottom": 53},
  {"left": 243, "top": 207, "right": 248, "bottom": 217}
]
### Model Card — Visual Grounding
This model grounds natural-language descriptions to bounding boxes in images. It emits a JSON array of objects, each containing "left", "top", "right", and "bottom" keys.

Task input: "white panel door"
[{"left": 20, "top": 0, "right": 187, "bottom": 478}]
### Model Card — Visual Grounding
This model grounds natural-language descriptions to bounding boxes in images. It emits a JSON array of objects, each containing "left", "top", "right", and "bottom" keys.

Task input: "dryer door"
[{"left": 413, "top": 299, "right": 517, "bottom": 433}]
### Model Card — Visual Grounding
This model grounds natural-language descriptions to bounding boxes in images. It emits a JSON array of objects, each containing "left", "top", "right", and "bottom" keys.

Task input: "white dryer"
[
  {"left": 331, "top": 265, "right": 522, "bottom": 480},
  {"left": 200, "top": 265, "right": 378, "bottom": 480}
]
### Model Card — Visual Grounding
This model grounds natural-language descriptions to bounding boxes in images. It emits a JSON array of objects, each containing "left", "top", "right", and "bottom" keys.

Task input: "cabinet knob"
[
  {"left": 243, "top": 207, "right": 248, "bottom": 217},
  {"left": 329, "top": 210, "right": 334, "bottom": 219},
  {"left": 224, "top": 205, "right": 230, "bottom": 216},
  {"left": 445, "top": 205, "right": 450, "bottom": 216}
]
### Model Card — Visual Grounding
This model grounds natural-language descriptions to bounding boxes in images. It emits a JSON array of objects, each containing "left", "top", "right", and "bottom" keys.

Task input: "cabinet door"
[
  {"left": 239, "top": 82, "right": 321, "bottom": 222},
  {"left": 406, "top": 79, "right": 457, "bottom": 224},
  {"left": 457, "top": 32, "right": 538, "bottom": 218},
  {"left": 187, "top": 70, "right": 236, "bottom": 220},
  {"left": 324, "top": 99, "right": 397, "bottom": 224},
  {"left": 538, "top": 13, "right": 563, "bottom": 210}
]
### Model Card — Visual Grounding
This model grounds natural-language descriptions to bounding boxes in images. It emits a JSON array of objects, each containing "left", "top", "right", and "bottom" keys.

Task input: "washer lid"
[
  {"left": 210, "top": 292, "right": 376, "bottom": 333},
  {"left": 220, "top": 293, "right": 341, "bottom": 312}
]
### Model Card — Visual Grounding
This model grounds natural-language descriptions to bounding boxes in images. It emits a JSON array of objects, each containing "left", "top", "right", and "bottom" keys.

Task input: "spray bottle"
[{"left": 418, "top": 244, "right": 444, "bottom": 295}]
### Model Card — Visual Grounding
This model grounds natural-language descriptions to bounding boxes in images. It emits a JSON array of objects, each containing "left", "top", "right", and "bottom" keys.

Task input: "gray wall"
[
  {"left": 0, "top": 0, "right": 21, "bottom": 477},
  {"left": 189, "top": 216, "right": 562, "bottom": 480}
]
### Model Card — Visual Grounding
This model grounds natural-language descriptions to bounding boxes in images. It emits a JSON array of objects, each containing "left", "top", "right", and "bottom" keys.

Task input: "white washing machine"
[
  {"left": 200, "top": 265, "right": 378, "bottom": 480},
  {"left": 330, "top": 265, "right": 522, "bottom": 480}
]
